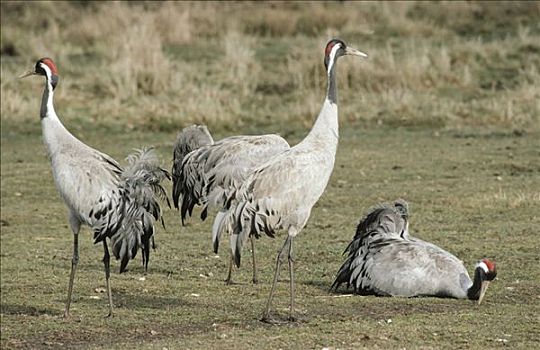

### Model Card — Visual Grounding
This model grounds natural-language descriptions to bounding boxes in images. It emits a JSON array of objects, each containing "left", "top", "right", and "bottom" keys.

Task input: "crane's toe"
[
  {"left": 260, "top": 314, "right": 279, "bottom": 324},
  {"left": 224, "top": 277, "right": 236, "bottom": 285}
]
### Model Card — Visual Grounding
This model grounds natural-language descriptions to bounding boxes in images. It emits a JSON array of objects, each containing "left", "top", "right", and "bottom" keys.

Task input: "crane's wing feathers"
[
  {"left": 331, "top": 202, "right": 409, "bottom": 291},
  {"left": 91, "top": 148, "right": 170, "bottom": 273},
  {"left": 217, "top": 147, "right": 331, "bottom": 267},
  {"left": 175, "top": 134, "right": 290, "bottom": 227},
  {"left": 172, "top": 125, "right": 214, "bottom": 211}
]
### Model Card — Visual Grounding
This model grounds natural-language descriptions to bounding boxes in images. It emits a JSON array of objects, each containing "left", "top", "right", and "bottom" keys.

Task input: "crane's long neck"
[
  {"left": 40, "top": 77, "right": 77, "bottom": 156},
  {"left": 40, "top": 78, "right": 57, "bottom": 120},
  {"left": 466, "top": 266, "right": 485, "bottom": 300},
  {"left": 326, "top": 57, "right": 338, "bottom": 105},
  {"left": 303, "top": 56, "right": 340, "bottom": 148}
]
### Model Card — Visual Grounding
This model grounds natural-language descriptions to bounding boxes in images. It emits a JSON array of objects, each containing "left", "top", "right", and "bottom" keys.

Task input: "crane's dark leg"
[
  {"left": 102, "top": 240, "right": 114, "bottom": 318},
  {"left": 225, "top": 255, "right": 234, "bottom": 285},
  {"left": 63, "top": 230, "right": 79, "bottom": 318},
  {"left": 288, "top": 236, "right": 296, "bottom": 321},
  {"left": 261, "top": 235, "right": 291, "bottom": 323},
  {"left": 250, "top": 236, "right": 258, "bottom": 284}
]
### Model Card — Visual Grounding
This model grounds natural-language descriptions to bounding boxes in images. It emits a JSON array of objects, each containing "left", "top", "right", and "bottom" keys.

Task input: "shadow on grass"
[
  {"left": 77, "top": 291, "right": 199, "bottom": 311},
  {"left": 303, "top": 278, "right": 334, "bottom": 293},
  {"left": 0, "top": 303, "right": 57, "bottom": 316}
]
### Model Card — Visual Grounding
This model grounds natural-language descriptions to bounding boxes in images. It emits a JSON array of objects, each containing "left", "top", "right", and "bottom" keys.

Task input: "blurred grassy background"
[{"left": 1, "top": 1, "right": 539, "bottom": 134}]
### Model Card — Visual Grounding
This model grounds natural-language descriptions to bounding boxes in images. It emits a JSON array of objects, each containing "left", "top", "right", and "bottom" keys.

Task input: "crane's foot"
[
  {"left": 260, "top": 314, "right": 279, "bottom": 324},
  {"left": 224, "top": 278, "right": 237, "bottom": 285},
  {"left": 260, "top": 313, "right": 293, "bottom": 325},
  {"left": 260, "top": 312, "right": 305, "bottom": 324},
  {"left": 63, "top": 311, "right": 71, "bottom": 319}
]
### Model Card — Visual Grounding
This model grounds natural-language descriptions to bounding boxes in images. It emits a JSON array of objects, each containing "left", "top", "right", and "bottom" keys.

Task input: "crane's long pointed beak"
[
  {"left": 345, "top": 47, "right": 368, "bottom": 58},
  {"left": 19, "top": 70, "right": 36, "bottom": 79},
  {"left": 477, "top": 280, "right": 491, "bottom": 305}
]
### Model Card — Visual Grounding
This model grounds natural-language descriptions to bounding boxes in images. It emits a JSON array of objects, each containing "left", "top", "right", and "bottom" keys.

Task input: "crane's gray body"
[
  {"left": 332, "top": 202, "right": 473, "bottom": 299},
  {"left": 173, "top": 129, "right": 290, "bottom": 225},
  {"left": 43, "top": 116, "right": 122, "bottom": 229},
  {"left": 215, "top": 99, "right": 339, "bottom": 265},
  {"left": 39, "top": 65, "right": 168, "bottom": 272},
  {"left": 172, "top": 126, "right": 290, "bottom": 284}
]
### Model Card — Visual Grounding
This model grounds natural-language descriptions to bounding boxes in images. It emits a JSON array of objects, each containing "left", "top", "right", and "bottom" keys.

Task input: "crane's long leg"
[
  {"left": 63, "top": 231, "right": 79, "bottom": 318},
  {"left": 261, "top": 235, "right": 291, "bottom": 322},
  {"left": 288, "top": 236, "right": 295, "bottom": 321},
  {"left": 225, "top": 255, "right": 234, "bottom": 285},
  {"left": 102, "top": 240, "right": 114, "bottom": 318},
  {"left": 250, "top": 236, "right": 258, "bottom": 284}
]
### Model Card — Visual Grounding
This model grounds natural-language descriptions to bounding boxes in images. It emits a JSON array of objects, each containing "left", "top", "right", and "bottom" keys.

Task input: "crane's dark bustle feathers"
[
  {"left": 331, "top": 200, "right": 410, "bottom": 292},
  {"left": 171, "top": 125, "right": 215, "bottom": 221},
  {"left": 89, "top": 148, "right": 169, "bottom": 274}
]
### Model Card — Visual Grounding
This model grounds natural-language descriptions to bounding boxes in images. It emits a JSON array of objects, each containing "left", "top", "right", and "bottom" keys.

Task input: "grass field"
[{"left": 1, "top": 1, "right": 540, "bottom": 349}]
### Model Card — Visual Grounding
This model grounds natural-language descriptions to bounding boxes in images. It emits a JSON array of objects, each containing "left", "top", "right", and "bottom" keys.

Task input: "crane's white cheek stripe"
[
  {"left": 327, "top": 43, "right": 341, "bottom": 74},
  {"left": 40, "top": 63, "right": 53, "bottom": 82},
  {"left": 476, "top": 261, "right": 489, "bottom": 273}
]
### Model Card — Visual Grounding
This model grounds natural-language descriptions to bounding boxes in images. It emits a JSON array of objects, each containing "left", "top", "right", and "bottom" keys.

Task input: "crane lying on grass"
[
  {"left": 172, "top": 125, "right": 290, "bottom": 284},
  {"left": 20, "top": 58, "right": 170, "bottom": 318},
  {"left": 331, "top": 200, "right": 497, "bottom": 304},
  {"left": 213, "top": 39, "right": 367, "bottom": 322}
]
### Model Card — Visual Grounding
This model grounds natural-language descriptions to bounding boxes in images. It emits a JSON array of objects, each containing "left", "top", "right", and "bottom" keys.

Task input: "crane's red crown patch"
[
  {"left": 482, "top": 259, "right": 496, "bottom": 272},
  {"left": 325, "top": 42, "right": 336, "bottom": 57},
  {"left": 41, "top": 58, "right": 58, "bottom": 75}
]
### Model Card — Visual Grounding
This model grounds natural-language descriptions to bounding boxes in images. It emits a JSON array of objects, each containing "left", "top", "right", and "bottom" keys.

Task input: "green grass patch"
[{"left": 1, "top": 124, "right": 539, "bottom": 349}]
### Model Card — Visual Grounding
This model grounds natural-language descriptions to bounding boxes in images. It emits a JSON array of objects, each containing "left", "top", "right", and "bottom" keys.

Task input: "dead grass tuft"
[{"left": 1, "top": 1, "right": 539, "bottom": 131}]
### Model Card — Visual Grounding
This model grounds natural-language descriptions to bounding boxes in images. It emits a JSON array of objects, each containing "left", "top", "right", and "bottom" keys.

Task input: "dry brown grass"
[{"left": 1, "top": 1, "right": 539, "bottom": 132}]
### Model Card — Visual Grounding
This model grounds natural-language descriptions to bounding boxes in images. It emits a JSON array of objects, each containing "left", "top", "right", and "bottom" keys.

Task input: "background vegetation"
[
  {"left": 1, "top": 1, "right": 539, "bottom": 133},
  {"left": 1, "top": 1, "right": 539, "bottom": 349}
]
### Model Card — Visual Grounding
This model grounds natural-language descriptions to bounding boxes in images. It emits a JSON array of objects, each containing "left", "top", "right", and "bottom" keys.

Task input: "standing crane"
[
  {"left": 331, "top": 200, "right": 497, "bottom": 304},
  {"left": 172, "top": 126, "right": 290, "bottom": 284},
  {"left": 213, "top": 39, "right": 367, "bottom": 322},
  {"left": 20, "top": 58, "right": 170, "bottom": 318}
]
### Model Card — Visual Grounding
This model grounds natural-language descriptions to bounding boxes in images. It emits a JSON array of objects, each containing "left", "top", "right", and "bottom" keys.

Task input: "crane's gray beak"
[
  {"left": 477, "top": 280, "right": 490, "bottom": 305},
  {"left": 345, "top": 47, "right": 368, "bottom": 58},
  {"left": 19, "top": 70, "right": 36, "bottom": 79}
]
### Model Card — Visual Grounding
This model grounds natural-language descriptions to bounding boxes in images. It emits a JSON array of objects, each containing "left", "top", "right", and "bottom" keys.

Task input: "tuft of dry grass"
[{"left": 1, "top": 1, "right": 539, "bottom": 132}]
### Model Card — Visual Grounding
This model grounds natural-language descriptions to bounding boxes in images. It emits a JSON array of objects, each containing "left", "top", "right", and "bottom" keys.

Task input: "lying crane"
[{"left": 331, "top": 200, "right": 497, "bottom": 304}]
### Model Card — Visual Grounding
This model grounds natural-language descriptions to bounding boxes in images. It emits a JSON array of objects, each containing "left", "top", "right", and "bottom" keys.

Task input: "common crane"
[
  {"left": 213, "top": 39, "right": 367, "bottom": 322},
  {"left": 331, "top": 200, "right": 497, "bottom": 304},
  {"left": 172, "top": 125, "right": 290, "bottom": 284},
  {"left": 20, "top": 58, "right": 170, "bottom": 317}
]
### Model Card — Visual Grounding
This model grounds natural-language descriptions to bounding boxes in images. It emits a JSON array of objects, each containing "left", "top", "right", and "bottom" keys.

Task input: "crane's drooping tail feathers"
[
  {"left": 102, "top": 148, "right": 169, "bottom": 273},
  {"left": 174, "top": 150, "right": 240, "bottom": 225},
  {"left": 174, "top": 152, "right": 211, "bottom": 224},
  {"left": 171, "top": 125, "right": 214, "bottom": 212},
  {"left": 213, "top": 195, "right": 281, "bottom": 267},
  {"left": 331, "top": 200, "right": 409, "bottom": 291}
]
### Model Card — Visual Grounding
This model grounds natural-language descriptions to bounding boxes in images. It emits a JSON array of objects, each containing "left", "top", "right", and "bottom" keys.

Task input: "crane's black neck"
[
  {"left": 40, "top": 83, "right": 51, "bottom": 119},
  {"left": 327, "top": 59, "right": 338, "bottom": 105},
  {"left": 466, "top": 266, "right": 485, "bottom": 300},
  {"left": 40, "top": 76, "right": 57, "bottom": 120}
]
